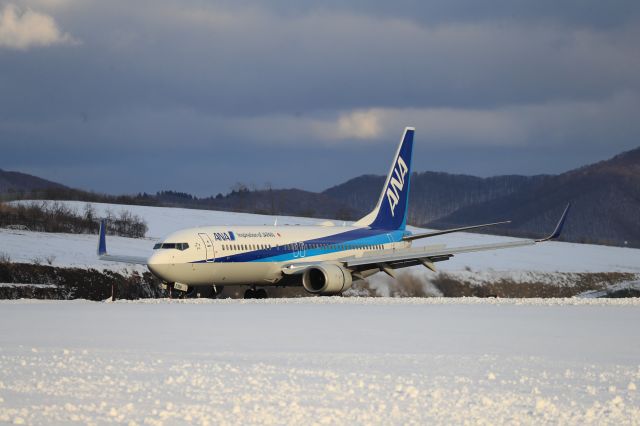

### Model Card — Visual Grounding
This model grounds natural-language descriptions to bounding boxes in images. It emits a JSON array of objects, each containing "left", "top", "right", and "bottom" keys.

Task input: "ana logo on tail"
[{"left": 386, "top": 156, "right": 408, "bottom": 216}]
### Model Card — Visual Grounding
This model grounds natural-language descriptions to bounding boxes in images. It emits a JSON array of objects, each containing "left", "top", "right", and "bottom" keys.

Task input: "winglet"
[
  {"left": 98, "top": 219, "right": 107, "bottom": 256},
  {"left": 537, "top": 203, "right": 571, "bottom": 242}
]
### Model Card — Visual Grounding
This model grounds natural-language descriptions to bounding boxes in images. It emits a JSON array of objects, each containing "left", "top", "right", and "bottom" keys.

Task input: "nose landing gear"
[
  {"left": 162, "top": 283, "right": 224, "bottom": 299},
  {"left": 244, "top": 287, "right": 268, "bottom": 299}
]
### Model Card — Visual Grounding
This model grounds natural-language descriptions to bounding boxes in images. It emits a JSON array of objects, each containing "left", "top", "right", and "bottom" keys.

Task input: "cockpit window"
[{"left": 154, "top": 242, "right": 189, "bottom": 250}]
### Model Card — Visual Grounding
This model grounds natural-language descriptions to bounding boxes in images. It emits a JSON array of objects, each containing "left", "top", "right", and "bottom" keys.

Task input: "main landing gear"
[{"left": 244, "top": 287, "right": 268, "bottom": 299}]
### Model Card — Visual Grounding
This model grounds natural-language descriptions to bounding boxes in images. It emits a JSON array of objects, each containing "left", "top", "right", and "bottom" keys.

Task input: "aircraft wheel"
[
  {"left": 255, "top": 289, "right": 268, "bottom": 299},
  {"left": 212, "top": 285, "right": 224, "bottom": 298},
  {"left": 244, "top": 289, "right": 256, "bottom": 299}
]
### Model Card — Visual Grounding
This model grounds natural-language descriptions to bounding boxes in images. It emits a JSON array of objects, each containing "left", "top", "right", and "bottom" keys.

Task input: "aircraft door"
[{"left": 198, "top": 233, "right": 215, "bottom": 262}]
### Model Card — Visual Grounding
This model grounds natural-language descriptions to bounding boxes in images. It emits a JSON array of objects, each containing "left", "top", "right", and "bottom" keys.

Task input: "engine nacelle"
[{"left": 302, "top": 264, "right": 352, "bottom": 295}]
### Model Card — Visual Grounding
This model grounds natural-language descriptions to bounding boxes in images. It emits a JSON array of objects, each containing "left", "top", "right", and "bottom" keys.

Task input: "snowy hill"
[{"left": 2, "top": 201, "right": 639, "bottom": 281}]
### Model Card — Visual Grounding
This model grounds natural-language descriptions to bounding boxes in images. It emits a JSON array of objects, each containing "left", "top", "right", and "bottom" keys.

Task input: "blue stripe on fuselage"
[{"left": 191, "top": 228, "right": 406, "bottom": 263}]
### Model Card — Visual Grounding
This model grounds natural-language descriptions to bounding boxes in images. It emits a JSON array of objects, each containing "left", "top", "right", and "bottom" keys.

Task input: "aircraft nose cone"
[{"left": 147, "top": 253, "right": 170, "bottom": 281}]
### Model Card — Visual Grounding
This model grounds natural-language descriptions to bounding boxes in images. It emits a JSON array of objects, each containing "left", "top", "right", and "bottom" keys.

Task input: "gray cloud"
[
  {"left": 0, "top": 3, "right": 77, "bottom": 49},
  {"left": 1, "top": 0, "right": 639, "bottom": 195}
]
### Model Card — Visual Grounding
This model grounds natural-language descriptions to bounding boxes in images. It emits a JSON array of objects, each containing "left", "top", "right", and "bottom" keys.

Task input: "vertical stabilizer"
[{"left": 354, "top": 127, "right": 414, "bottom": 230}]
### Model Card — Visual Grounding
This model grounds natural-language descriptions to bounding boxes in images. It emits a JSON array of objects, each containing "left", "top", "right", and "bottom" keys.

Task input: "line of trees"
[
  {"left": 0, "top": 201, "right": 147, "bottom": 238},
  {"left": 1, "top": 184, "right": 357, "bottom": 220}
]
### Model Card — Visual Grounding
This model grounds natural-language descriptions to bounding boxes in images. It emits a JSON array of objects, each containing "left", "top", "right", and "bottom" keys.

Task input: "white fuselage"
[{"left": 147, "top": 224, "right": 410, "bottom": 287}]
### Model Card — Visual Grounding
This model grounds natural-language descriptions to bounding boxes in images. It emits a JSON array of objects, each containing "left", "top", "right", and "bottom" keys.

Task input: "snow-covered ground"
[
  {"left": 0, "top": 298, "right": 639, "bottom": 424},
  {"left": 2, "top": 201, "right": 640, "bottom": 278}
]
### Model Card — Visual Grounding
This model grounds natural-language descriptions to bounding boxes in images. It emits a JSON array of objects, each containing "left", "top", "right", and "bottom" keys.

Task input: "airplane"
[{"left": 97, "top": 127, "right": 571, "bottom": 299}]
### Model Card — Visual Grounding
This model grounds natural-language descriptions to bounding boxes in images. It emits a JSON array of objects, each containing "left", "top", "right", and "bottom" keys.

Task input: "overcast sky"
[{"left": 1, "top": 0, "right": 639, "bottom": 196}]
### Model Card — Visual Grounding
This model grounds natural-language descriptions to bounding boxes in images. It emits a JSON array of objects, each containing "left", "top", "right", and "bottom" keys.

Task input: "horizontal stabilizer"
[
  {"left": 97, "top": 219, "right": 148, "bottom": 265},
  {"left": 99, "top": 254, "right": 148, "bottom": 264},
  {"left": 98, "top": 219, "right": 107, "bottom": 256}
]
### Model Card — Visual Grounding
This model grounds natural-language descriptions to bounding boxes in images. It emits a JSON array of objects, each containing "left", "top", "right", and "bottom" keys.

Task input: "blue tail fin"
[{"left": 354, "top": 127, "right": 414, "bottom": 230}]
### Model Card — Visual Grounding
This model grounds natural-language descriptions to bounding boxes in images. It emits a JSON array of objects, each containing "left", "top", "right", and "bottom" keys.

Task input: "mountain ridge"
[
  {"left": 1, "top": 146, "right": 638, "bottom": 247},
  {"left": 0, "top": 169, "right": 67, "bottom": 193}
]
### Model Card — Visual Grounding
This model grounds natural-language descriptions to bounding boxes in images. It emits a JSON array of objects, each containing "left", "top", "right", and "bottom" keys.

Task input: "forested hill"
[
  {"left": 322, "top": 173, "right": 549, "bottom": 225},
  {"left": 0, "top": 169, "right": 66, "bottom": 193},
  {"left": 1, "top": 147, "right": 639, "bottom": 247},
  {"left": 425, "top": 147, "right": 640, "bottom": 247}
]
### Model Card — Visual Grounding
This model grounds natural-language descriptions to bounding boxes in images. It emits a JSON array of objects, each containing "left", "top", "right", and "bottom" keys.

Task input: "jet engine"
[{"left": 302, "top": 264, "right": 353, "bottom": 295}]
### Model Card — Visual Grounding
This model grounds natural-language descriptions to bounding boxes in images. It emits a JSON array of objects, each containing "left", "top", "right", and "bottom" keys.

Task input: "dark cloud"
[{"left": 1, "top": 0, "right": 639, "bottom": 195}]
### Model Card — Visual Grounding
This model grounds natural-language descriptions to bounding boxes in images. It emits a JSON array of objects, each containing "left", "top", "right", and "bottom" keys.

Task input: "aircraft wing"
[
  {"left": 282, "top": 203, "right": 571, "bottom": 277},
  {"left": 344, "top": 203, "right": 571, "bottom": 276},
  {"left": 342, "top": 239, "right": 535, "bottom": 276},
  {"left": 402, "top": 220, "right": 511, "bottom": 241}
]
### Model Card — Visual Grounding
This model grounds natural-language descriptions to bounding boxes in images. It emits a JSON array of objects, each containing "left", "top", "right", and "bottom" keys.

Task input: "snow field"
[
  {"left": 1, "top": 349, "right": 638, "bottom": 424},
  {"left": 0, "top": 298, "right": 639, "bottom": 424}
]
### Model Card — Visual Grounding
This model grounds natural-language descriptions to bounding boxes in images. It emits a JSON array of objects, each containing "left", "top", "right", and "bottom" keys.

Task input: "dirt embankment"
[
  {"left": 1, "top": 262, "right": 638, "bottom": 300},
  {"left": 0, "top": 263, "right": 162, "bottom": 300}
]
